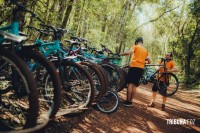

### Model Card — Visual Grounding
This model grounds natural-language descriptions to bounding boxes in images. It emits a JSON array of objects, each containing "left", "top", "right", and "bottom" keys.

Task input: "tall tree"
[{"left": 62, "top": 0, "right": 74, "bottom": 29}]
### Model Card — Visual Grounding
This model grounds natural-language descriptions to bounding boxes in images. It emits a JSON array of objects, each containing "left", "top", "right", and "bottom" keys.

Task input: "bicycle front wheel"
[
  {"left": 60, "top": 60, "right": 95, "bottom": 109},
  {"left": 18, "top": 50, "right": 61, "bottom": 120},
  {"left": 100, "top": 63, "right": 122, "bottom": 92},
  {"left": 80, "top": 61, "right": 105, "bottom": 101},
  {"left": 0, "top": 48, "right": 39, "bottom": 131},
  {"left": 157, "top": 73, "right": 179, "bottom": 97}
]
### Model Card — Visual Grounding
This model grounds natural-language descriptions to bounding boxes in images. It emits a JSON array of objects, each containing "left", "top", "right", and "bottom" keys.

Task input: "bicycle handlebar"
[
  {"left": 70, "top": 36, "right": 89, "bottom": 43},
  {"left": 26, "top": 26, "right": 52, "bottom": 35},
  {"left": 10, "top": 0, "right": 45, "bottom": 23}
]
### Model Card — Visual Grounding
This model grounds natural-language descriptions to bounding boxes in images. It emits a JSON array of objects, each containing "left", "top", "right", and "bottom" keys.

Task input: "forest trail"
[{"left": 45, "top": 84, "right": 200, "bottom": 133}]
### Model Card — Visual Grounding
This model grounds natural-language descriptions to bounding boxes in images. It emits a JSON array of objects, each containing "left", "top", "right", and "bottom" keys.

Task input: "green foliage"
[{"left": 1, "top": 0, "right": 199, "bottom": 89}]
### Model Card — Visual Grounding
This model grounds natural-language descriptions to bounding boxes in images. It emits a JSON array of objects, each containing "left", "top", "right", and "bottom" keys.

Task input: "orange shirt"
[
  {"left": 158, "top": 60, "right": 176, "bottom": 82},
  {"left": 158, "top": 60, "right": 176, "bottom": 73},
  {"left": 130, "top": 45, "right": 148, "bottom": 69}
]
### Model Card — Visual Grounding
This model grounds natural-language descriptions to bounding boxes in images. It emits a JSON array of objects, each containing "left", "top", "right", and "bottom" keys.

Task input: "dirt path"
[{"left": 45, "top": 84, "right": 200, "bottom": 133}]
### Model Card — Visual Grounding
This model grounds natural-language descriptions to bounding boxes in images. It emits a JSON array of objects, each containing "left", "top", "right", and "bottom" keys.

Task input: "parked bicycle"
[
  {"left": 64, "top": 36, "right": 121, "bottom": 114},
  {"left": 0, "top": 31, "right": 39, "bottom": 131},
  {"left": 1, "top": 0, "right": 63, "bottom": 128}
]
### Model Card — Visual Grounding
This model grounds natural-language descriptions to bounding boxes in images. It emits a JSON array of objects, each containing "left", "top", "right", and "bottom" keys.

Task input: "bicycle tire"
[
  {"left": 96, "top": 90, "right": 120, "bottom": 114},
  {"left": 80, "top": 61, "right": 105, "bottom": 101},
  {"left": 117, "top": 67, "right": 126, "bottom": 92},
  {"left": 109, "top": 64, "right": 125, "bottom": 92},
  {"left": 100, "top": 63, "right": 122, "bottom": 92},
  {"left": 120, "top": 65, "right": 129, "bottom": 88},
  {"left": 0, "top": 48, "right": 39, "bottom": 131},
  {"left": 60, "top": 60, "right": 95, "bottom": 109},
  {"left": 94, "top": 65, "right": 109, "bottom": 97},
  {"left": 17, "top": 50, "right": 61, "bottom": 120},
  {"left": 157, "top": 72, "right": 179, "bottom": 97}
]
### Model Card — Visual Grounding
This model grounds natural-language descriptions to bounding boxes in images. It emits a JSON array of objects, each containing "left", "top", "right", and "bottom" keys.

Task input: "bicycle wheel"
[
  {"left": 157, "top": 73, "right": 179, "bottom": 97},
  {"left": 18, "top": 50, "right": 61, "bottom": 120},
  {"left": 93, "top": 64, "right": 109, "bottom": 98},
  {"left": 80, "top": 61, "right": 105, "bottom": 101},
  {"left": 50, "top": 60, "right": 94, "bottom": 111},
  {"left": 121, "top": 65, "right": 129, "bottom": 88},
  {"left": 117, "top": 67, "right": 126, "bottom": 92},
  {"left": 96, "top": 90, "right": 120, "bottom": 114},
  {"left": 100, "top": 63, "right": 122, "bottom": 92},
  {"left": 0, "top": 48, "right": 39, "bottom": 131}
]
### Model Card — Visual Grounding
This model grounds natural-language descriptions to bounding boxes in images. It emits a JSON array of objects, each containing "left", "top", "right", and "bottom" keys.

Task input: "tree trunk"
[
  {"left": 44, "top": 0, "right": 50, "bottom": 23},
  {"left": 57, "top": 0, "right": 67, "bottom": 27},
  {"left": 76, "top": 0, "right": 86, "bottom": 36},
  {"left": 47, "top": 1, "right": 58, "bottom": 25},
  {"left": 117, "top": 0, "right": 129, "bottom": 53},
  {"left": 62, "top": 0, "right": 74, "bottom": 29},
  {"left": 185, "top": 21, "right": 199, "bottom": 78},
  {"left": 18, "top": 1, "right": 28, "bottom": 31}
]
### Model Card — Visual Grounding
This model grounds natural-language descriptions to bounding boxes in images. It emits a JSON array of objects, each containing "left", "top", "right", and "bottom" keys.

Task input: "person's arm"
[
  {"left": 145, "top": 56, "right": 151, "bottom": 64},
  {"left": 166, "top": 61, "right": 178, "bottom": 73},
  {"left": 167, "top": 66, "right": 178, "bottom": 73},
  {"left": 155, "top": 60, "right": 162, "bottom": 70},
  {"left": 119, "top": 48, "right": 134, "bottom": 56}
]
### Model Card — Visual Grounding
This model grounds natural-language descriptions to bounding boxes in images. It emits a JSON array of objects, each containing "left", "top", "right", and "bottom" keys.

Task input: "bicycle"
[
  {"left": 26, "top": 25, "right": 95, "bottom": 113},
  {"left": 122, "top": 58, "right": 179, "bottom": 97},
  {"left": 65, "top": 36, "right": 124, "bottom": 92},
  {"left": 64, "top": 39, "right": 108, "bottom": 100},
  {"left": 0, "top": 0, "right": 62, "bottom": 126},
  {"left": 0, "top": 31, "right": 39, "bottom": 131},
  {"left": 64, "top": 36, "right": 120, "bottom": 114}
]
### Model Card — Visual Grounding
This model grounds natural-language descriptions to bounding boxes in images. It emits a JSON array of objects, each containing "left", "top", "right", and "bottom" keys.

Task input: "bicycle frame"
[
  {"left": 66, "top": 43, "right": 103, "bottom": 63},
  {"left": 0, "top": 7, "right": 20, "bottom": 44},
  {"left": 141, "top": 61, "right": 167, "bottom": 84}
]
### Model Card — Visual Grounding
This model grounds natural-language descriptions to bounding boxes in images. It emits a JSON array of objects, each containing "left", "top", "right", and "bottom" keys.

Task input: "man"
[
  {"left": 120, "top": 37, "right": 150, "bottom": 106},
  {"left": 147, "top": 52, "right": 178, "bottom": 111}
]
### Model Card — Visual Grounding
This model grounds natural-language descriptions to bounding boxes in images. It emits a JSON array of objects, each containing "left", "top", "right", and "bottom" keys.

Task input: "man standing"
[
  {"left": 147, "top": 52, "right": 178, "bottom": 111},
  {"left": 120, "top": 37, "right": 150, "bottom": 106}
]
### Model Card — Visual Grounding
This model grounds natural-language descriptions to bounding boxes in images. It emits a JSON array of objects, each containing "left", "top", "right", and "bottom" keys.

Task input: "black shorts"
[
  {"left": 126, "top": 67, "right": 144, "bottom": 87},
  {"left": 152, "top": 81, "right": 167, "bottom": 95}
]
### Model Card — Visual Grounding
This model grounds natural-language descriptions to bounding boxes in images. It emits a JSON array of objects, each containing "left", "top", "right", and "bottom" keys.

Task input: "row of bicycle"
[{"left": 0, "top": 0, "right": 126, "bottom": 132}]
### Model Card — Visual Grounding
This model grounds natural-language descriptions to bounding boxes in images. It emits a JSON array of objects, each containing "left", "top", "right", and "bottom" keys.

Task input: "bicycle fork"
[{"left": 56, "top": 53, "right": 75, "bottom": 104}]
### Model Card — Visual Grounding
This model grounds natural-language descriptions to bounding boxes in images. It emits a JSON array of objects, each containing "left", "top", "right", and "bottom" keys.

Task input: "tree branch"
[{"left": 133, "top": 6, "right": 179, "bottom": 33}]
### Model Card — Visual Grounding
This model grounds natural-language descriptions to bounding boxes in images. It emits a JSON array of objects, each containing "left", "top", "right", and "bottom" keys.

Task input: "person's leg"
[
  {"left": 152, "top": 92, "right": 157, "bottom": 103},
  {"left": 162, "top": 96, "right": 167, "bottom": 104},
  {"left": 127, "top": 83, "right": 133, "bottom": 101},
  {"left": 161, "top": 96, "right": 167, "bottom": 111},
  {"left": 123, "top": 83, "right": 133, "bottom": 106},
  {"left": 147, "top": 82, "right": 158, "bottom": 107},
  {"left": 130, "top": 84, "right": 137, "bottom": 101},
  {"left": 124, "top": 67, "right": 142, "bottom": 106},
  {"left": 147, "top": 92, "right": 156, "bottom": 107},
  {"left": 129, "top": 68, "right": 143, "bottom": 102}
]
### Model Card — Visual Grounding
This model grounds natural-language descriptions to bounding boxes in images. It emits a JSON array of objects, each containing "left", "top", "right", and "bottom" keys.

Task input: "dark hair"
[
  {"left": 168, "top": 52, "right": 173, "bottom": 58},
  {"left": 135, "top": 37, "right": 143, "bottom": 45}
]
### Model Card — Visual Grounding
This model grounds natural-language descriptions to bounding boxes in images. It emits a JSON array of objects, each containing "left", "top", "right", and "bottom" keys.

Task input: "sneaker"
[
  {"left": 161, "top": 104, "right": 165, "bottom": 111},
  {"left": 123, "top": 100, "right": 132, "bottom": 107},
  {"left": 147, "top": 102, "right": 155, "bottom": 108}
]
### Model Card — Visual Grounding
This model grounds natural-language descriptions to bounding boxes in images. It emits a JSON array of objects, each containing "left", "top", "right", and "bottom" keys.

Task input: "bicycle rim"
[
  {"left": 157, "top": 73, "right": 179, "bottom": 97},
  {"left": 96, "top": 90, "right": 120, "bottom": 114},
  {"left": 61, "top": 60, "right": 94, "bottom": 109},
  {"left": 100, "top": 63, "right": 121, "bottom": 91}
]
